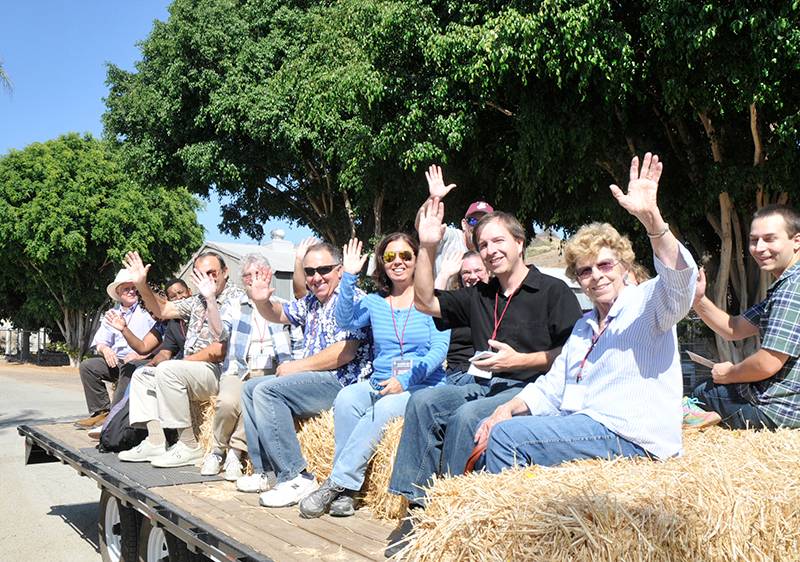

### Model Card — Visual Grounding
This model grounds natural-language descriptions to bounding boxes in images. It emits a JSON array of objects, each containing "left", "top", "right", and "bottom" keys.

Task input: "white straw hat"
[{"left": 106, "top": 269, "right": 136, "bottom": 301}]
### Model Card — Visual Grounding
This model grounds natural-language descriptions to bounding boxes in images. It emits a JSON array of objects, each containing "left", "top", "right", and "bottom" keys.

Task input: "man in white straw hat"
[{"left": 74, "top": 269, "right": 157, "bottom": 429}]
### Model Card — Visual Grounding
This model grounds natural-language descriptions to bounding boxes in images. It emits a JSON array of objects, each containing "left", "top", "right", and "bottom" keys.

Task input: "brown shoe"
[{"left": 74, "top": 411, "right": 109, "bottom": 429}]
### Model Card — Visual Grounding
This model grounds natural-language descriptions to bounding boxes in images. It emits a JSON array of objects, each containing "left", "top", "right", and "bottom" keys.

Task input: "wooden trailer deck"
[{"left": 21, "top": 422, "right": 397, "bottom": 561}]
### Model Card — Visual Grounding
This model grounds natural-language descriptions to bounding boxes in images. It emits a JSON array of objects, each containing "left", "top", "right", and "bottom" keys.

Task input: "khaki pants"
[
  {"left": 212, "top": 372, "right": 268, "bottom": 454},
  {"left": 129, "top": 360, "right": 220, "bottom": 429}
]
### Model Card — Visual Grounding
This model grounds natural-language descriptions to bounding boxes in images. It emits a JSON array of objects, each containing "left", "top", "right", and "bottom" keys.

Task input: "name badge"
[
  {"left": 392, "top": 358, "right": 412, "bottom": 377},
  {"left": 248, "top": 341, "right": 274, "bottom": 371},
  {"left": 561, "top": 384, "right": 586, "bottom": 412}
]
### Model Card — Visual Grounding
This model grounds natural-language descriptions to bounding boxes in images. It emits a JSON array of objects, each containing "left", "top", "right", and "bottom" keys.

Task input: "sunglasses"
[
  {"left": 303, "top": 264, "right": 339, "bottom": 277},
  {"left": 383, "top": 250, "right": 414, "bottom": 263},
  {"left": 465, "top": 216, "right": 481, "bottom": 227},
  {"left": 576, "top": 260, "right": 620, "bottom": 281}
]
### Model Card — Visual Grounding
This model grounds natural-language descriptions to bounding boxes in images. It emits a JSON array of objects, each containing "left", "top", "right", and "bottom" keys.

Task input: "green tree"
[
  {"left": 103, "top": 0, "right": 498, "bottom": 244},
  {"left": 104, "top": 0, "right": 800, "bottom": 360},
  {"left": 0, "top": 133, "right": 203, "bottom": 364}
]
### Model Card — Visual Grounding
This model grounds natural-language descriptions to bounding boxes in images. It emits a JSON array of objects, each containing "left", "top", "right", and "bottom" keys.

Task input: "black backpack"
[{"left": 97, "top": 388, "right": 147, "bottom": 453}]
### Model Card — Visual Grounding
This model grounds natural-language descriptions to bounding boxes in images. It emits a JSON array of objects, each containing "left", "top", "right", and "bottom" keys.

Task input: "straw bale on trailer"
[
  {"left": 196, "top": 401, "right": 407, "bottom": 520},
  {"left": 400, "top": 427, "right": 800, "bottom": 561}
]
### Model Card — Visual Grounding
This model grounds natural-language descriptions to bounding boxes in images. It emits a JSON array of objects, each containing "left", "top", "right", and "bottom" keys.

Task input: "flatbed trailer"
[{"left": 18, "top": 422, "right": 395, "bottom": 562}]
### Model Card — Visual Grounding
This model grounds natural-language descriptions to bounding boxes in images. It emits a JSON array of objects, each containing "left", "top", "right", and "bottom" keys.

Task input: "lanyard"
[
  {"left": 576, "top": 319, "right": 611, "bottom": 383},
  {"left": 389, "top": 297, "right": 414, "bottom": 358},
  {"left": 251, "top": 306, "right": 267, "bottom": 343},
  {"left": 491, "top": 290, "right": 516, "bottom": 340}
]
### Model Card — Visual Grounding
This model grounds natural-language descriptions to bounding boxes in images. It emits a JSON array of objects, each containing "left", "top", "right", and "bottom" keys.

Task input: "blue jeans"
[
  {"left": 485, "top": 413, "right": 648, "bottom": 472},
  {"left": 241, "top": 371, "right": 342, "bottom": 483},
  {"left": 330, "top": 380, "right": 419, "bottom": 490},
  {"left": 388, "top": 377, "right": 524, "bottom": 503},
  {"left": 691, "top": 381, "right": 777, "bottom": 430}
]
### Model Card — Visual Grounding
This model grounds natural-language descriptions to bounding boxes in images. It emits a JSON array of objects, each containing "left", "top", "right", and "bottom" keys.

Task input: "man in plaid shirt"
[
  {"left": 692, "top": 204, "right": 800, "bottom": 429},
  {"left": 201, "top": 253, "right": 305, "bottom": 481}
]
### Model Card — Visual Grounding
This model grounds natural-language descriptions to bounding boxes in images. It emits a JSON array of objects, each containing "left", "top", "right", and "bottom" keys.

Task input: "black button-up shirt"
[{"left": 434, "top": 266, "right": 581, "bottom": 382}]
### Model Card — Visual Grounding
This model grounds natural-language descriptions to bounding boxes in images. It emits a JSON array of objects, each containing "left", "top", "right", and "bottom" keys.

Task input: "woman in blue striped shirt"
[{"left": 299, "top": 232, "right": 450, "bottom": 518}]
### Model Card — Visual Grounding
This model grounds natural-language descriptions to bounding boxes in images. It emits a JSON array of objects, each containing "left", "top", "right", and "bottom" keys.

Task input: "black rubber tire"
[{"left": 99, "top": 489, "right": 140, "bottom": 562}]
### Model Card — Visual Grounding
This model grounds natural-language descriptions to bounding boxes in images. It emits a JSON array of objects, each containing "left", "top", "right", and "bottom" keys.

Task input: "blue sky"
[{"left": 0, "top": 1, "right": 311, "bottom": 244}]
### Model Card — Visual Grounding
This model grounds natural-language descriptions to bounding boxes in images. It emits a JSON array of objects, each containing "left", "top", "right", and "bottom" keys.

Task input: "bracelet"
[{"left": 646, "top": 223, "right": 670, "bottom": 239}]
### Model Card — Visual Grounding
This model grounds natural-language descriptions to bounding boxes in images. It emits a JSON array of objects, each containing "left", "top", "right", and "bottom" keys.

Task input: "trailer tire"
[
  {"left": 99, "top": 489, "right": 140, "bottom": 562},
  {"left": 138, "top": 517, "right": 210, "bottom": 562}
]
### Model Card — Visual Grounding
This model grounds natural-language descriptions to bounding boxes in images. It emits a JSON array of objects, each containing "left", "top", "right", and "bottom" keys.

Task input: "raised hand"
[
  {"left": 191, "top": 268, "right": 217, "bottom": 299},
  {"left": 342, "top": 238, "right": 368, "bottom": 275},
  {"left": 123, "top": 251, "right": 151, "bottom": 285},
  {"left": 104, "top": 310, "right": 127, "bottom": 331},
  {"left": 609, "top": 152, "right": 662, "bottom": 224},
  {"left": 439, "top": 249, "right": 463, "bottom": 280},
  {"left": 295, "top": 236, "right": 321, "bottom": 261},
  {"left": 417, "top": 197, "right": 446, "bottom": 247},
  {"left": 425, "top": 164, "right": 457, "bottom": 200},
  {"left": 249, "top": 269, "right": 275, "bottom": 303}
]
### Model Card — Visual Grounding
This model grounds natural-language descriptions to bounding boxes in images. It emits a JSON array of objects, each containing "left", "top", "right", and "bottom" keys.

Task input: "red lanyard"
[
  {"left": 390, "top": 297, "right": 414, "bottom": 358},
  {"left": 576, "top": 320, "right": 611, "bottom": 383},
  {"left": 252, "top": 307, "right": 267, "bottom": 343},
  {"left": 491, "top": 290, "right": 516, "bottom": 340}
]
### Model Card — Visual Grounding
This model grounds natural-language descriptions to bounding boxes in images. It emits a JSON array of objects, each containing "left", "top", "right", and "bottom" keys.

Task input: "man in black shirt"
[{"left": 386, "top": 202, "right": 580, "bottom": 555}]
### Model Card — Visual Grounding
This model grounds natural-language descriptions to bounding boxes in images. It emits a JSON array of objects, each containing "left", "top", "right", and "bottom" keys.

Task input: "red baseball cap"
[{"left": 465, "top": 201, "right": 494, "bottom": 218}]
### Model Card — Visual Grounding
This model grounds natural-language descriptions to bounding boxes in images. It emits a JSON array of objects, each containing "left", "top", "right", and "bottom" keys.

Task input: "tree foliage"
[
  {"left": 105, "top": 0, "right": 800, "bottom": 360},
  {"left": 0, "top": 133, "right": 203, "bottom": 361}
]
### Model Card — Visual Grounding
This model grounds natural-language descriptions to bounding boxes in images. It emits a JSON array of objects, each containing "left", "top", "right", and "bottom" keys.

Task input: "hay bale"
[
  {"left": 297, "top": 411, "right": 408, "bottom": 520},
  {"left": 401, "top": 427, "right": 800, "bottom": 561},
  {"left": 197, "top": 400, "right": 408, "bottom": 520},
  {"left": 194, "top": 400, "right": 215, "bottom": 451}
]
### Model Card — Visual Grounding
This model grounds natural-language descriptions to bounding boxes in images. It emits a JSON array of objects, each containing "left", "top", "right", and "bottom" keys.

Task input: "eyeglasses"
[
  {"left": 303, "top": 264, "right": 339, "bottom": 277},
  {"left": 118, "top": 286, "right": 137, "bottom": 294},
  {"left": 576, "top": 260, "right": 620, "bottom": 281},
  {"left": 383, "top": 250, "right": 414, "bottom": 263},
  {"left": 465, "top": 216, "right": 481, "bottom": 227}
]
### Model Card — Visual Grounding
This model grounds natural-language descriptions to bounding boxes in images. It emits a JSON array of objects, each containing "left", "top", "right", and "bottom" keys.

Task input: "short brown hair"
[
  {"left": 472, "top": 212, "right": 526, "bottom": 253},
  {"left": 753, "top": 204, "right": 800, "bottom": 237},
  {"left": 564, "top": 222, "right": 635, "bottom": 282}
]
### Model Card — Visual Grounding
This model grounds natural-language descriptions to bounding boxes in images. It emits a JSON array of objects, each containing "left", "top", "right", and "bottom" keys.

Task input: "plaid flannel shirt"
[
  {"left": 220, "top": 295, "right": 304, "bottom": 379},
  {"left": 741, "top": 261, "right": 800, "bottom": 427}
]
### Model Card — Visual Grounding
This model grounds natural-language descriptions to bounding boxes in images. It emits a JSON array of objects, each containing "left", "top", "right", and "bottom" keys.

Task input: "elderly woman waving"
[{"left": 475, "top": 153, "right": 697, "bottom": 471}]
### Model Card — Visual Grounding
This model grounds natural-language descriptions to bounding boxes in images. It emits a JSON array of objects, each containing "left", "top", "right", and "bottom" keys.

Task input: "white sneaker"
[
  {"left": 200, "top": 453, "right": 223, "bottom": 476},
  {"left": 119, "top": 440, "right": 166, "bottom": 463},
  {"left": 236, "top": 473, "right": 271, "bottom": 493},
  {"left": 259, "top": 473, "right": 319, "bottom": 508},
  {"left": 150, "top": 441, "right": 204, "bottom": 468},
  {"left": 223, "top": 451, "right": 244, "bottom": 482}
]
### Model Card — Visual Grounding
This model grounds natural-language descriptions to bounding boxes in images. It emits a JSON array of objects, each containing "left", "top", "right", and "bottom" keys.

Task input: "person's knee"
[
  {"left": 334, "top": 384, "right": 360, "bottom": 412},
  {"left": 405, "top": 387, "right": 441, "bottom": 418},
  {"left": 79, "top": 357, "right": 101, "bottom": 378},
  {"left": 450, "top": 402, "right": 483, "bottom": 432},
  {"left": 215, "top": 390, "right": 240, "bottom": 419}
]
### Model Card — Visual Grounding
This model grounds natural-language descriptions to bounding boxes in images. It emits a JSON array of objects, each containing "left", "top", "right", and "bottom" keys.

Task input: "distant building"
[{"left": 176, "top": 230, "right": 297, "bottom": 301}]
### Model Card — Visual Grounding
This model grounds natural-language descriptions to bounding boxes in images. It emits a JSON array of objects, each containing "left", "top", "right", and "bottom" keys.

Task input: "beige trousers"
[
  {"left": 128, "top": 360, "right": 220, "bottom": 429},
  {"left": 211, "top": 372, "right": 270, "bottom": 453}
]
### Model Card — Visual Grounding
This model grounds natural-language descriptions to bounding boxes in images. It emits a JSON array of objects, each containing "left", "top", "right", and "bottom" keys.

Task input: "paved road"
[{"left": 0, "top": 361, "right": 101, "bottom": 561}]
